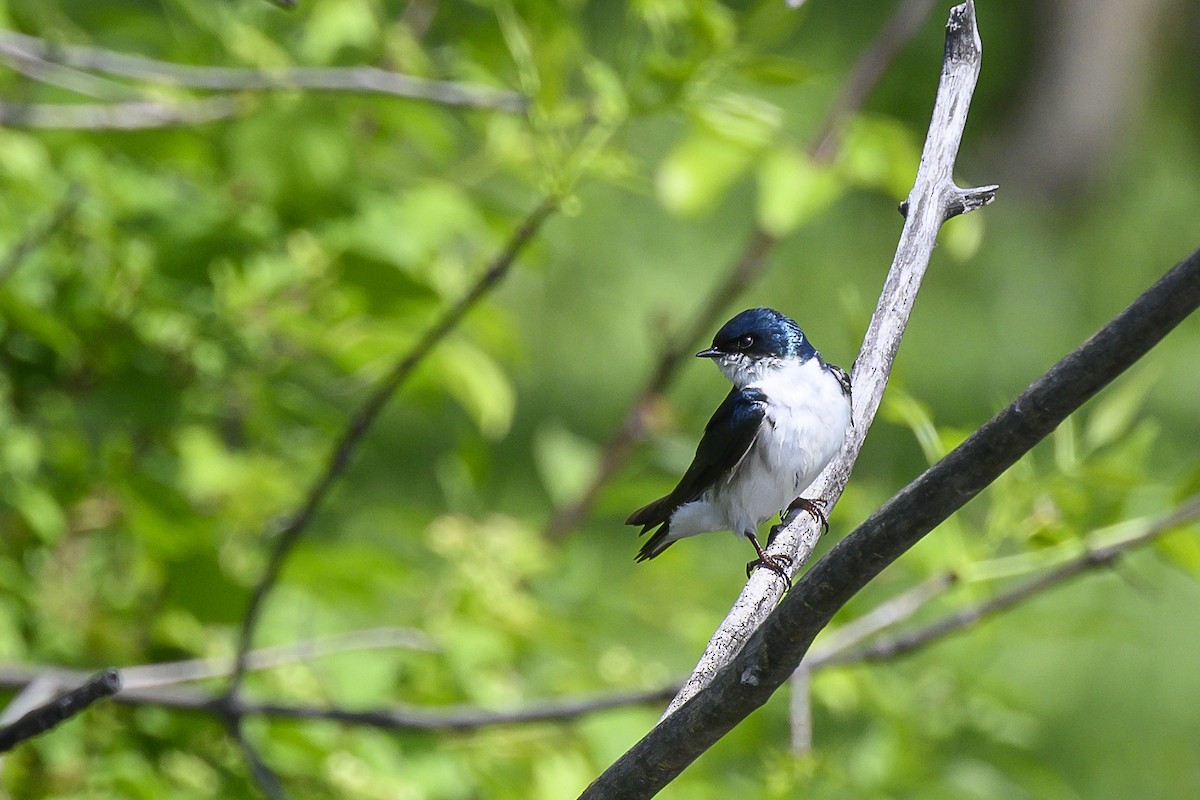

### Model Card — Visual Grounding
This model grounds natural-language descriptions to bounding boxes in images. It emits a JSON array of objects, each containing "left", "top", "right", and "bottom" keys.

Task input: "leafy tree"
[{"left": 0, "top": 1, "right": 1198, "bottom": 798}]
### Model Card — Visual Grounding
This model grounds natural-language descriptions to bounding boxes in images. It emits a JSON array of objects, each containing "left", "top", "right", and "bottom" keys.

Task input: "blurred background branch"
[
  {"left": 542, "top": 0, "right": 940, "bottom": 543},
  {"left": 0, "top": 0, "right": 1198, "bottom": 796},
  {"left": 0, "top": 30, "right": 526, "bottom": 112}
]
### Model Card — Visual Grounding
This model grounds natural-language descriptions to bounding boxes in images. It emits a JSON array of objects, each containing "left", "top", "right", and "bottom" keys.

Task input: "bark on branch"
[
  {"left": 579, "top": 242, "right": 1200, "bottom": 797},
  {"left": 0, "top": 670, "right": 120, "bottom": 753},
  {"left": 665, "top": 0, "right": 996, "bottom": 718}
]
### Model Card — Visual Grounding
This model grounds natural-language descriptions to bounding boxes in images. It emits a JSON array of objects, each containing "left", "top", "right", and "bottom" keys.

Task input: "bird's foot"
[
  {"left": 745, "top": 553, "right": 793, "bottom": 588},
  {"left": 786, "top": 496, "right": 829, "bottom": 533},
  {"left": 744, "top": 531, "right": 793, "bottom": 589}
]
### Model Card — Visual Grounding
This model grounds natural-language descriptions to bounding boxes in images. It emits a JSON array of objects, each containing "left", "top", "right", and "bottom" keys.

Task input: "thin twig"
[
  {"left": 827, "top": 495, "right": 1200, "bottom": 666},
  {"left": 226, "top": 196, "right": 556, "bottom": 696},
  {"left": 805, "top": 572, "right": 957, "bottom": 664},
  {"left": 0, "top": 97, "right": 240, "bottom": 129},
  {"left": 0, "top": 30, "right": 527, "bottom": 113},
  {"left": 0, "top": 184, "right": 81, "bottom": 282},
  {"left": 579, "top": 235, "right": 1200, "bottom": 796},
  {"left": 542, "top": 0, "right": 939, "bottom": 542},
  {"left": 1, "top": 495, "right": 1195, "bottom": 740},
  {"left": 0, "top": 669, "right": 121, "bottom": 753},
  {"left": 219, "top": 197, "right": 555, "bottom": 796},
  {"left": 788, "top": 570, "right": 954, "bottom": 753},
  {"left": 809, "top": 0, "right": 941, "bottom": 164},
  {"left": 0, "top": 665, "right": 675, "bottom": 732},
  {"left": 121, "top": 627, "right": 436, "bottom": 690},
  {"left": 663, "top": 0, "right": 996, "bottom": 719},
  {"left": 226, "top": 716, "right": 288, "bottom": 800}
]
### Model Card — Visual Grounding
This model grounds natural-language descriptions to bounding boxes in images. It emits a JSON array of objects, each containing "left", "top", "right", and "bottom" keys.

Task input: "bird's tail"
[{"left": 635, "top": 523, "right": 675, "bottom": 562}]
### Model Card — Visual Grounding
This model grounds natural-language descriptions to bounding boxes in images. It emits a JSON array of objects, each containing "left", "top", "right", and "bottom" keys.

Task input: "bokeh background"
[{"left": 1, "top": 0, "right": 1198, "bottom": 797}]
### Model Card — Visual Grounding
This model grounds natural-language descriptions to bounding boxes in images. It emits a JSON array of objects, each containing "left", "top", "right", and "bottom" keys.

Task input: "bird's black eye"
[{"left": 736, "top": 334, "right": 755, "bottom": 350}]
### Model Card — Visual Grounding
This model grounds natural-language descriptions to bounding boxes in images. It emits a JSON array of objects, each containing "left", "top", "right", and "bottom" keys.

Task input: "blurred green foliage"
[{"left": 0, "top": 0, "right": 1198, "bottom": 798}]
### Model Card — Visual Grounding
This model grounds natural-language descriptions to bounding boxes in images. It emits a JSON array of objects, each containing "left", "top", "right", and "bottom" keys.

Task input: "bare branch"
[
  {"left": 806, "top": 571, "right": 957, "bottom": 664},
  {"left": 664, "top": 0, "right": 994, "bottom": 718},
  {"left": 788, "top": 570, "right": 953, "bottom": 754},
  {"left": 1, "top": 493, "right": 1194, "bottom": 745},
  {"left": 226, "top": 196, "right": 556, "bottom": 697},
  {"left": 809, "top": 0, "right": 941, "bottom": 163},
  {"left": 580, "top": 240, "right": 1200, "bottom": 797},
  {"left": 121, "top": 627, "right": 436, "bottom": 690},
  {"left": 828, "top": 495, "right": 1200, "bottom": 667},
  {"left": 218, "top": 197, "right": 555, "bottom": 794},
  {"left": 0, "top": 665, "right": 674, "bottom": 732},
  {"left": 0, "top": 670, "right": 121, "bottom": 753},
  {"left": 0, "top": 98, "right": 240, "bottom": 129},
  {"left": 0, "top": 31, "right": 527, "bottom": 113},
  {"left": 542, "top": 0, "right": 939, "bottom": 542}
]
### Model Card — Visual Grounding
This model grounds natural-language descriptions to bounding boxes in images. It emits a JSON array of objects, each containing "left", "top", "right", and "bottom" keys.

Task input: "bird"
[{"left": 627, "top": 307, "right": 852, "bottom": 584}]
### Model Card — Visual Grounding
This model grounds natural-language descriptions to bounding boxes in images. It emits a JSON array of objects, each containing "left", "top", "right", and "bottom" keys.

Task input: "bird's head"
[{"left": 696, "top": 307, "right": 817, "bottom": 387}]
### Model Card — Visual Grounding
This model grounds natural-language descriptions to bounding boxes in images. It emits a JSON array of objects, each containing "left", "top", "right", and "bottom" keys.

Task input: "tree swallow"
[{"left": 627, "top": 307, "right": 852, "bottom": 584}]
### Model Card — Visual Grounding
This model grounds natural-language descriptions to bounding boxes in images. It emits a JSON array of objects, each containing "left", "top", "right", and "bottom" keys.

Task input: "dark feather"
[
  {"left": 825, "top": 362, "right": 851, "bottom": 398},
  {"left": 627, "top": 387, "right": 767, "bottom": 558}
]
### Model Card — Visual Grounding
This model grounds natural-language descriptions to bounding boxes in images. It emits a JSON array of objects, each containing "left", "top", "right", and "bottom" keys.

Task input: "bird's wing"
[
  {"left": 826, "top": 363, "right": 851, "bottom": 398},
  {"left": 627, "top": 387, "right": 767, "bottom": 532}
]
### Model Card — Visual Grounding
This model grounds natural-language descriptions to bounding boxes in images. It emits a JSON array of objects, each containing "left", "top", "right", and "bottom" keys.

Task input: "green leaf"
[
  {"left": 533, "top": 423, "right": 601, "bottom": 506},
  {"left": 657, "top": 129, "right": 756, "bottom": 216},
  {"left": 756, "top": 146, "right": 844, "bottom": 236},
  {"left": 10, "top": 481, "right": 67, "bottom": 542},
  {"left": 1084, "top": 367, "right": 1159, "bottom": 451},
  {"left": 435, "top": 341, "right": 517, "bottom": 439},
  {"left": 738, "top": 54, "right": 811, "bottom": 86},
  {"left": 941, "top": 210, "right": 986, "bottom": 262},
  {"left": 1154, "top": 528, "right": 1200, "bottom": 576},
  {"left": 839, "top": 115, "right": 920, "bottom": 196}
]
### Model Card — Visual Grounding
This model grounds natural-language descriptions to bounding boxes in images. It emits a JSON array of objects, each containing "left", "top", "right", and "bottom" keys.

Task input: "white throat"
[{"left": 714, "top": 353, "right": 806, "bottom": 389}]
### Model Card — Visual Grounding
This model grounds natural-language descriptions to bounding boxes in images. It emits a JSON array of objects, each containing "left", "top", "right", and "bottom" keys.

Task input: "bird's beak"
[{"left": 695, "top": 347, "right": 722, "bottom": 359}]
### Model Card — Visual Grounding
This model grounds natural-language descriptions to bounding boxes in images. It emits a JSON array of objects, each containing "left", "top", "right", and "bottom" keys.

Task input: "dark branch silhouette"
[
  {"left": 2, "top": 489, "right": 1195, "bottom": 743},
  {"left": 219, "top": 197, "right": 556, "bottom": 794},
  {"left": 579, "top": 243, "right": 1200, "bottom": 797},
  {"left": 0, "top": 670, "right": 120, "bottom": 753}
]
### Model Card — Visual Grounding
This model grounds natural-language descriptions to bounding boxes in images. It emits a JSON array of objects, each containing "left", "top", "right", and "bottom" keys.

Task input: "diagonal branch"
[
  {"left": 664, "top": 0, "right": 996, "bottom": 717},
  {"left": 227, "top": 196, "right": 557, "bottom": 694},
  {"left": 826, "top": 495, "right": 1200, "bottom": 667},
  {"left": 579, "top": 242, "right": 1200, "bottom": 797},
  {"left": 542, "top": 0, "right": 940, "bottom": 542},
  {"left": 220, "top": 196, "right": 556, "bottom": 796},
  {"left": 1, "top": 488, "right": 1195, "bottom": 743},
  {"left": 0, "top": 670, "right": 120, "bottom": 753},
  {"left": 121, "top": 627, "right": 436, "bottom": 690},
  {"left": 0, "top": 30, "right": 527, "bottom": 113}
]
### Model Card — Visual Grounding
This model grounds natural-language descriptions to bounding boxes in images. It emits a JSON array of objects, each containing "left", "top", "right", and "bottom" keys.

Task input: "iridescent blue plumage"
[{"left": 628, "top": 307, "right": 852, "bottom": 583}]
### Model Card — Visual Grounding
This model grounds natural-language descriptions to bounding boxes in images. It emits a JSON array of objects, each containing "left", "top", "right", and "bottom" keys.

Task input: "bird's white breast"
[{"left": 717, "top": 357, "right": 850, "bottom": 534}]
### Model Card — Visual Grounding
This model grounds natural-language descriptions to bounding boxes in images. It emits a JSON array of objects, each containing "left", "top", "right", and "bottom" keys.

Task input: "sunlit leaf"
[{"left": 756, "top": 145, "right": 844, "bottom": 236}]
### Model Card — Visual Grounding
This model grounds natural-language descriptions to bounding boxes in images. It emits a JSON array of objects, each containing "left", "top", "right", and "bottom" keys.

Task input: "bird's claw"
[
  {"left": 745, "top": 553, "right": 793, "bottom": 589},
  {"left": 787, "top": 496, "right": 829, "bottom": 533}
]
